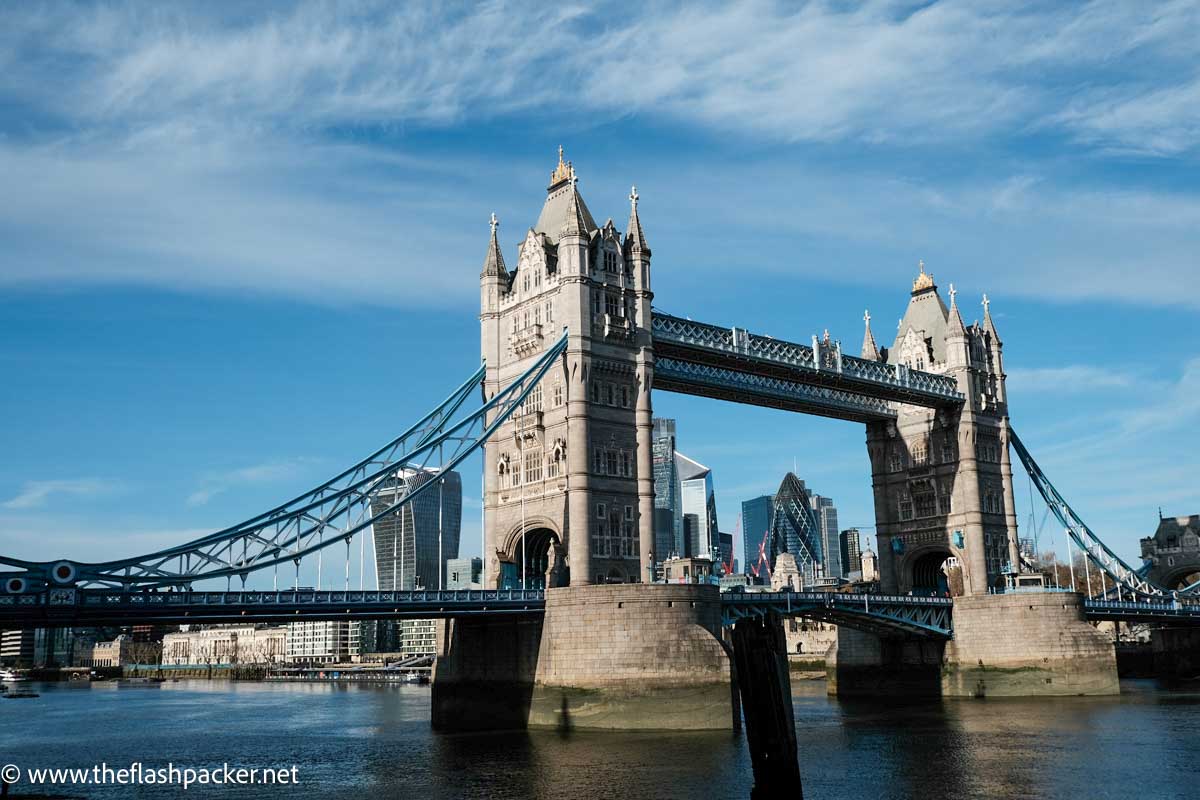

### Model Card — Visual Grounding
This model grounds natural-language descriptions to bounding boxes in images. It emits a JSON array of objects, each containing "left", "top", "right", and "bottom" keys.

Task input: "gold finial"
[
  {"left": 549, "top": 145, "right": 573, "bottom": 187},
  {"left": 912, "top": 259, "right": 935, "bottom": 293}
]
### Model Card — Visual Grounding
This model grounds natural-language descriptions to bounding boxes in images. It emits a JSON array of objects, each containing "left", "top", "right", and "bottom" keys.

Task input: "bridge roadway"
[{"left": 4, "top": 587, "right": 1198, "bottom": 635}]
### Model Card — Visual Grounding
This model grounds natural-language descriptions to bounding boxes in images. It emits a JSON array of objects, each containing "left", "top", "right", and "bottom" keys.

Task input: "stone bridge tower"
[
  {"left": 479, "top": 149, "right": 655, "bottom": 588},
  {"left": 863, "top": 264, "right": 1020, "bottom": 595}
]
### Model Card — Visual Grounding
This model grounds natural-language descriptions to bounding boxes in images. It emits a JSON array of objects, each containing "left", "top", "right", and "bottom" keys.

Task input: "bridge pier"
[
  {"left": 1151, "top": 626, "right": 1200, "bottom": 684},
  {"left": 826, "top": 592, "right": 1120, "bottom": 698},
  {"left": 825, "top": 628, "right": 944, "bottom": 698},
  {"left": 432, "top": 583, "right": 734, "bottom": 731},
  {"left": 942, "top": 592, "right": 1118, "bottom": 697}
]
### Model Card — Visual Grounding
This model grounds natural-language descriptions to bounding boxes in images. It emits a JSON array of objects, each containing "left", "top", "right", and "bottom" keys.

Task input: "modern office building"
[
  {"left": 810, "top": 494, "right": 841, "bottom": 578},
  {"left": 742, "top": 494, "right": 774, "bottom": 584},
  {"left": 286, "top": 620, "right": 359, "bottom": 664},
  {"left": 446, "top": 556, "right": 483, "bottom": 589},
  {"left": 370, "top": 466, "right": 462, "bottom": 591},
  {"left": 399, "top": 619, "right": 437, "bottom": 658},
  {"left": 718, "top": 531, "right": 734, "bottom": 573},
  {"left": 768, "top": 473, "right": 825, "bottom": 585},
  {"left": 651, "top": 418, "right": 683, "bottom": 562},
  {"left": 678, "top": 452, "right": 719, "bottom": 559},
  {"left": 840, "top": 528, "right": 863, "bottom": 576}
]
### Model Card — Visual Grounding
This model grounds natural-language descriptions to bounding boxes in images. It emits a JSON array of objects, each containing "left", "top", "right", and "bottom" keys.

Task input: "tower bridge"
[{"left": 3, "top": 150, "right": 1200, "bottom": 759}]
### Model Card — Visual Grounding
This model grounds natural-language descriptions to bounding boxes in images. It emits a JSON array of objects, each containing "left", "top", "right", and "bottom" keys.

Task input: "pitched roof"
[{"left": 534, "top": 181, "right": 596, "bottom": 245}]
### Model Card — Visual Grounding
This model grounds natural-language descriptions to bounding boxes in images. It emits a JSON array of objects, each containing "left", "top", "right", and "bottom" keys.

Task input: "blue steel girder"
[
  {"left": 720, "top": 591, "right": 953, "bottom": 638},
  {"left": 1083, "top": 598, "right": 1200, "bottom": 625},
  {"left": 655, "top": 357, "right": 896, "bottom": 423},
  {"left": 651, "top": 311, "right": 964, "bottom": 414},
  {"left": 0, "top": 588, "right": 547, "bottom": 629}
]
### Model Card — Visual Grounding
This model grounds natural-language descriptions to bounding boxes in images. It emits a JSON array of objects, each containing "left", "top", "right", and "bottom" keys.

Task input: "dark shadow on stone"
[{"left": 431, "top": 613, "right": 543, "bottom": 732}]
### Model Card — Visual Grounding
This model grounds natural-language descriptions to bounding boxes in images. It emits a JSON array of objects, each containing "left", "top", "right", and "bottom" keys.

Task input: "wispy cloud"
[
  {"left": 1006, "top": 365, "right": 1139, "bottom": 395},
  {"left": 7, "top": 2, "right": 1196, "bottom": 149},
  {"left": 1, "top": 2, "right": 1199, "bottom": 308},
  {"left": 186, "top": 458, "right": 319, "bottom": 506},
  {"left": 1, "top": 478, "right": 124, "bottom": 510}
]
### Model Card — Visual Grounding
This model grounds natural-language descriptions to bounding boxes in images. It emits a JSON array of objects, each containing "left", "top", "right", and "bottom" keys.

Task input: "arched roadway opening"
[{"left": 908, "top": 549, "right": 954, "bottom": 597}]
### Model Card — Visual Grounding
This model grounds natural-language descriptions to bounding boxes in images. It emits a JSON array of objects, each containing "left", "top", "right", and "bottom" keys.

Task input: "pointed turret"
[
  {"left": 481, "top": 212, "right": 506, "bottom": 278},
  {"left": 981, "top": 293, "right": 1001, "bottom": 345},
  {"left": 624, "top": 185, "right": 650, "bottom": 257},
  {"left": 559, "top": 173, "right": 590, "bottom": 240},
  {"left": 861, "top": 310, "right": 881, "bottom": 361},
  {"left": 946, "top": 282, "right": 967, "bottom": 336}
]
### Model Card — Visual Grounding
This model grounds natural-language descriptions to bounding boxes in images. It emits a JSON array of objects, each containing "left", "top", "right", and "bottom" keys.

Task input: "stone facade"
[
  {"left": 480, "top": 150, "right": 654, "bottom": 589},
  {"left": 162, "top": 625, "right": 287, "bottom": 666},
  {"left": 864, "top": 266, "right": 1020, "bottom": 595},
  {"left": 1140, "top": 513, "right": 1200, "bottom": 589}
]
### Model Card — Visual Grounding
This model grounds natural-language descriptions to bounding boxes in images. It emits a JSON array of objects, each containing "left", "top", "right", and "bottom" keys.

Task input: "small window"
[
  {"left": 606, "top": 451, "right": 618, "bottom": 475},
  {"left": 596, "top": 503, "right": 607, "bottom": 519},
  {"left": 621, "top": 386, "right": 629, "bottom": 408},
  {"left": 594, "top": 449, "right": 603, "bottom": 474},
  {"left": 606, "top": 384, "right": 615, "bottom": 405},
  {"left": 552, "top": 382, "right": 564, "bottom": 408},
  {"left": 591, "top": 381, "right": 601, "bottom": 403},
  {"left": 624, "top": 505, "right": 633, "bottom": 520}
]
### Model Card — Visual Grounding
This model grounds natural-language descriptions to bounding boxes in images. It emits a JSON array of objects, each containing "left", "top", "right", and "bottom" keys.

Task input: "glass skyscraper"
[
  {"left": 742, "top": 494, "right": 773, "bottom": 583},
  {"left": 369, "top": 466, "right": 462, "bottom": 591},
  {"left": 678, "top": 452, "right": 719, "bottom": 560},
  {"left": 651, "top": 418, "right": 682, "bottom": 562},
  {"left": 810, "top": 494, "right": 841, "bottom": 578},
  {"left": 768, "top": 473, "right": 825, "bottom": 585}
]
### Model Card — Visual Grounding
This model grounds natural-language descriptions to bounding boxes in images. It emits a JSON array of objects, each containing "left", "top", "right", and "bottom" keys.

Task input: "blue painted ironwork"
[
  {"left": 0, "top": 587, "right": 545, "bottom": 629},
  {"left": 1083, "top": 597, "right": 1200, "bottom": 624},
  {"left": 721, "top": 591, "right": 954, "bottom": 638},
  {"left": 0, "top": 333, "right": 569, "bottom": 594},
  {"left": 651, "top": 311, "right": 963, "bottom": 412},
  {"left": 655, "top": 358, "right": 896, "bottom": 423},
  {"left": 1010, "top": 428, "right": 1196, "bottom": 599}
]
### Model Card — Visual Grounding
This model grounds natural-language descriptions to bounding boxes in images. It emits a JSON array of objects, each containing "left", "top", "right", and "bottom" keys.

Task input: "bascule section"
[{"left": 479, "top": 149, "right": 655, "bottom": 589}]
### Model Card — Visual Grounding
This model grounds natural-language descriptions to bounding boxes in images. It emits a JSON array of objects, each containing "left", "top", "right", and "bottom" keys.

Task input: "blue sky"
[{"left": 2, "top": 1, "right": 1198, "bottom": 581}]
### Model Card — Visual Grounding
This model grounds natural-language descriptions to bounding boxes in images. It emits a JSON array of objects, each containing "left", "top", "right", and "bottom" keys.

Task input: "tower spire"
[
  {"left": 946, "top": 282, "right": 967, "bottom": 335},
  {"left": 861, "top": 310, "right": 881, "bottom": 361},
  {"left": 981, "top": 292, "right": 1001, "bottom": 343},
  {"left": 861, "top": 309, "right": 880, "bottom": 360},
  {"left": 624, "top": 184, "right": 650, "bottom": 255},
  {"left": 480, "top": 212, "right": 506, "bottom": 278}
]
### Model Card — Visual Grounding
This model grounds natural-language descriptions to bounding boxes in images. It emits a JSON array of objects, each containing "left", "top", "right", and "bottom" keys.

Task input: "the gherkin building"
[{"left": 768, "top": 473, "right": 824, "bottom": 584}]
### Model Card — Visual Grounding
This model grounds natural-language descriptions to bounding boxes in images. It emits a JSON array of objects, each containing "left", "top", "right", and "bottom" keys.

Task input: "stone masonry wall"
[
  {"left": 529, "top": 583, "right": 733, "bottom": 730},
  {"left": 942, "top": 592, "right": 1118, "bottom": 697}
]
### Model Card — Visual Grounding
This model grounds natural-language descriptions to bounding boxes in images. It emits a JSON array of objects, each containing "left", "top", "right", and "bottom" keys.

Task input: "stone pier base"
[
  {"left": 826, "top": 592, "right": 1119, "bottom": 698},
  {"left": 1151, "top": 626, "right": 1200, "bottom": 683},
  {"left": 431, "top": 614, "right": 543, "bottom": 731},
  {"left": 825, "top": 627, "right": 944, "bottom": 697},
  {"left": 529, "top": 583, "right": 733, "bottom": 730},
  {"left": 432, "top": 583, "right": 733, "bottom": 731},
  {"left": 942, "top": 592, "right": 1118, "bottom": 697}
]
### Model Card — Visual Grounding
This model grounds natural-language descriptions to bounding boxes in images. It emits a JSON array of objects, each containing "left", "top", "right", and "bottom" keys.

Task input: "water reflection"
[{"left": 1, "top": 679, "right": 1197, "bottom": 799}]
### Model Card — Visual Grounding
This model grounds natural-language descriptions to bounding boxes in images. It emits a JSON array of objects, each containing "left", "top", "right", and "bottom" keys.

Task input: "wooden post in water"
[{"left": 732, "top": 612, "right": 803, "bottom": 799}]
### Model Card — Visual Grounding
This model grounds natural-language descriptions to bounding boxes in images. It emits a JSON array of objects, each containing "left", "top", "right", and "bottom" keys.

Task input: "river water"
[{"left": 1, "top": 679, "right": 1196, "bottom": 799}]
